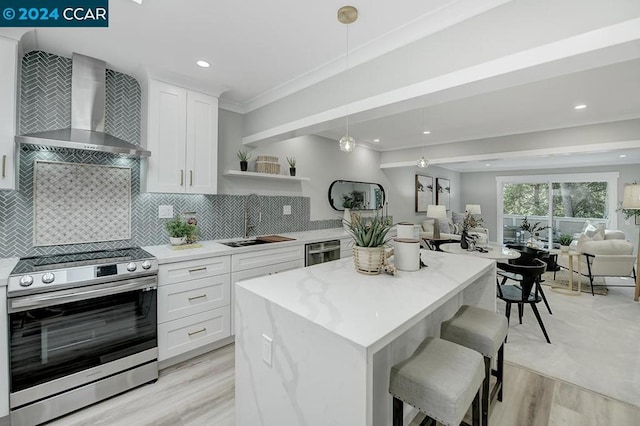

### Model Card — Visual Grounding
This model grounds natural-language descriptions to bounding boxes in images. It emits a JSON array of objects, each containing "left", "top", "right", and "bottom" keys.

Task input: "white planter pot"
[
  {"left": 170, "top": 236, "right": 186, "bottom": 246},
  {"left": 560, "top": 245, "right": 570, "bottom": 253}
]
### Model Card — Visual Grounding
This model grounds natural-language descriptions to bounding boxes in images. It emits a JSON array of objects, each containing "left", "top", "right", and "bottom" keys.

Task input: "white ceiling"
[{"left": 2, "top": 0, "right": 640, "bottom": 172}]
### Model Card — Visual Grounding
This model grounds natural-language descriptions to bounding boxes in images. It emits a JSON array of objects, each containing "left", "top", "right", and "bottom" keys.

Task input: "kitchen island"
[{"left": 235, "top": 250, "right": 496, "bottom": 426}]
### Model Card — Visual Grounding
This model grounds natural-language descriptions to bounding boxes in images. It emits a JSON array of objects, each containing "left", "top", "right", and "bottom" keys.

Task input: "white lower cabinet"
[{"left": 157, "top": 255, "right": 231, "bottom": 363}]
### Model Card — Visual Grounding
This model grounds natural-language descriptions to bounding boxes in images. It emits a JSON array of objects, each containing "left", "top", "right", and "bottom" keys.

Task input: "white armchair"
[{"left": 556, "top": 230, "right": 636, "bottom": 296}]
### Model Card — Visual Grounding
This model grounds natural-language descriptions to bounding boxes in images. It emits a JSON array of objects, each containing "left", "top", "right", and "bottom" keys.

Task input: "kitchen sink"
[{"left": 220, "top": 239, "right": 273, "bottom": 248}]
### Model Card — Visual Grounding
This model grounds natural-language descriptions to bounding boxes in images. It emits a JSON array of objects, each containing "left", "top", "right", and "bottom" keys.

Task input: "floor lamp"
[{"left": 622, "top": 183, "right": 640, "bottom": 301}]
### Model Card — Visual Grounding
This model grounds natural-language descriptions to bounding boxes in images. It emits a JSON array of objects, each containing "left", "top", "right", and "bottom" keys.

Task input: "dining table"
[{"left": 439, "top": 242, "right": 521, "bottom": 262}]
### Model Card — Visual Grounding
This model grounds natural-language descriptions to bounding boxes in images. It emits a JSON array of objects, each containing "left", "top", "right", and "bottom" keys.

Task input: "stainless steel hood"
[{"left": 16, "top": 53, "right": 150, "bottom": 157}]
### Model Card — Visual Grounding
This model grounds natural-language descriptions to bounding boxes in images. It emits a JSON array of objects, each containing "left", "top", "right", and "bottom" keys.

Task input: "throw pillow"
[
  {"left": 421, "top": 219, "right": 434, "bottom": 233},
  {"left": 591, "top": 226, "right": 605, "bottom": 241},
  {"left": 439, "top": 218, "right": 451, "bottom": 234},
  {"left": 576, "top": 233, "right": 593, "bottom": 253},
  {"left": 452, "top": 211, "right": 466, "bottom": 226}
]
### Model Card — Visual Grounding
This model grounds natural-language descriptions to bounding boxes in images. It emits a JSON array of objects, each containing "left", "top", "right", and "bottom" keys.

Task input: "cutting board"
[{"left": 256, "top": 235, "right": 296, "bottom": 243}]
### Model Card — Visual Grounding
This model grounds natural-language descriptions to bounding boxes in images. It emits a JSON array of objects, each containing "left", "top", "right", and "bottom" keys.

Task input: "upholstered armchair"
[{"left": 556, "top": 229, "right": 637, "bottom": 296}]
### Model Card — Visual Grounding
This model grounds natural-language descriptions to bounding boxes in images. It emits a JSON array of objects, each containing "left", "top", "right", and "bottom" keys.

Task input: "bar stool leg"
[
  {"left": 472, "top": 390, "right": 481, "bottom": 426},
  {"left": 497, "top": 343, "right": 504, "bottom": 402},
  {"left": 392, "top": 397, "right": 403, "bottom": 426}
]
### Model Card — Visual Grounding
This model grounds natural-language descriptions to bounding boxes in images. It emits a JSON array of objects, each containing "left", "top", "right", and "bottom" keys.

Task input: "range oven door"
[{"left": 8, "top": 276, "right": 157, "bottom": 405}]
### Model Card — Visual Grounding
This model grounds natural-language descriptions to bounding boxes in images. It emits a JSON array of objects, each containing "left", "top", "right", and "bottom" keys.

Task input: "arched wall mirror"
[{"left": 328, "top": 180, "right": 385, "bottom": 211}]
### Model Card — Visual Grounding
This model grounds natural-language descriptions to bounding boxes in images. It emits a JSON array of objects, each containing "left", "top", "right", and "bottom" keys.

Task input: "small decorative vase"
[
  {"left": 560, "top": 245, "right": 570, "bottom": 253},
  {"left": 352, "top": 246, "right": 385, "bottom": 275},
  {"left": 170, "top": 236, "right": 186, "bottom": 246},
  {"left": 289, "top": 167, "right": 296, "bottom": 176},
  {"left": 460, "top": 231, "right": 469, "bottom": 249},
  {"left": 240, "top": 160, "right": 248, "bottom": 171},
  {"left": 343, "top": 208, "right": 351, "bottom": 231}
]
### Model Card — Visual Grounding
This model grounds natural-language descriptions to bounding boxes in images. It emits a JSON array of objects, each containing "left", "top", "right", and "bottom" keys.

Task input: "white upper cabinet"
[
  {"left": 146, "top": 79, "right": 218, "bottom": 194},
  {"left": 0, "top": 36, "right": 18, "bottom": 190}
]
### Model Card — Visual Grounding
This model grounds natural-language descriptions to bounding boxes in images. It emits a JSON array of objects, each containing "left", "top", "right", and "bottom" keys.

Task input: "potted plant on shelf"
[
  {"left": 286, "top": 156, "right": 296, "bottom": 176},
  {"left": 557, "top": 234, "right": 573, "bottom": 252},
  {"left": 165, "top": 215, "right": 197, "bottom": 246},
  {"left": 237, "top": 149, "right": 251, "bottom": 171},
  {"left": 344, "top": 213, "right": 393, "bottom": 275}
]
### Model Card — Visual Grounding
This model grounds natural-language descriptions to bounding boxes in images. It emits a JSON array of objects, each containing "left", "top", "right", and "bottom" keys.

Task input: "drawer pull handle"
[
  {"left": 1, "top": 155, "right": 6, "bottom": 178},
  {"left": 188, "top": 327, "right": 207, "bottom": 336},
  {"left": 180, "top": 169, "right": 184, "bottom": 186},
  {"left": 188, "top": 267, "right": 207, "bottom": 273},
  {"left": 190, "top": 170, "right": 193, "bottom": 186},
  {"left": 188, "top": 294, "right": 207, "bottom": 301}
]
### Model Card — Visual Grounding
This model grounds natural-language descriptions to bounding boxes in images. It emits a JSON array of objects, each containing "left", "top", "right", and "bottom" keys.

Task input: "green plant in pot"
[
  {"left": 165, "top": 215, "right": 197, "bottom": 246},
  {"left": 344, "top": 213, "right": 393, "bottom": 275},
  {"left": 287, "top": 156, "right": 296, "bottom": 176},
  {"left": 557, "top": 233, "right": 573, "bottom": 252},
  {"left": 237, "top": 149, "right": 251, "bottom": 171}
]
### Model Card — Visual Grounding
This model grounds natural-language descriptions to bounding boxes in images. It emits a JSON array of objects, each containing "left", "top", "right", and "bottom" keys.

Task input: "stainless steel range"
[{"left": 7, "top": 247, "right": 159, "bottom": 426}]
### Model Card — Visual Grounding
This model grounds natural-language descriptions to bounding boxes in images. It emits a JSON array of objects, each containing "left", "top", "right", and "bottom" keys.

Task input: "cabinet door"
[
  {"left": 147, "top": 80, "right": 187, "bottom": 193},
  {"left": 185, "top": 91, "right": 218, "bottom": 194},
  {"left": 0, "top": 37, "right": 17, "bottom": 190}
]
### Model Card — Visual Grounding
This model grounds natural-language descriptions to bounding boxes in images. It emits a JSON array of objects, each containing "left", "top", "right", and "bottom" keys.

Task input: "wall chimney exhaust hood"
[{"left": 16, "top": 53, "right": 150, "bottom": 157}]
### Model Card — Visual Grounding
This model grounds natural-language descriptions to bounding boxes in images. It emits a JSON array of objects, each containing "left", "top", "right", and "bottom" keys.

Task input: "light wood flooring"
[{"left": 47, "top": 343, "right": 639, "bottom": 426}]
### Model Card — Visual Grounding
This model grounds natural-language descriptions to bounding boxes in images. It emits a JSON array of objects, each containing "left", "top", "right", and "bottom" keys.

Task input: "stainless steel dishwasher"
[{"left": 305, "top": 240, "right": 341, "bottom": 266}]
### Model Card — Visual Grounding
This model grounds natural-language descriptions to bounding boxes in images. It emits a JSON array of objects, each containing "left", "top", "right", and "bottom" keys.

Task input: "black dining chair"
[{"left": 496, "top": 258, "right": 551, "bottom": 344}]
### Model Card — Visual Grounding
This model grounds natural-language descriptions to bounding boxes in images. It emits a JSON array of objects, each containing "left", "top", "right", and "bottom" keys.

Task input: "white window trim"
[{"left": 496, "top": 172, "right": 619, "bottom": 244}]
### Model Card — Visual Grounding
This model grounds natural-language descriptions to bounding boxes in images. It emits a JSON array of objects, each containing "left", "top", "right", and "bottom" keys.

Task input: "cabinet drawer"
[
  {"left": 158, "top": 306, "right": 230, "bottom": 361},
  {"left": 159, "top": 255, "right": 230, "bottom": 284},
  {"left": 158, "top": 274, "right": 230, "bottom": 323},
  {"left": 232, "top": 245, "right": 304, "bottom": 271}
]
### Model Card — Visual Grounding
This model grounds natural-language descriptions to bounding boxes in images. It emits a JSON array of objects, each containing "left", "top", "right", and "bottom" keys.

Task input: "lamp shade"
[
  {"left": 622, "top": 184, "right": 640, "bottom": 209},
  {"left": 465, "top": 204, "right": 482, "bottom": 215},
  {"left": 426, "top": 204, "right": 447, "bottom": 219}
]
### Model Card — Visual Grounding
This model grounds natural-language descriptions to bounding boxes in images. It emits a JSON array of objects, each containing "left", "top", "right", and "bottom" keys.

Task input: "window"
[{"left": 497, "top": 173, "right": 619, "bottom": 246}]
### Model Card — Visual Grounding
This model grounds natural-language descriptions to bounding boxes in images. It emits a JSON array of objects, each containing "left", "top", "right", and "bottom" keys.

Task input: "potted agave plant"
[
  {"left": 237, "top": 149, "right": 251, "bottom": 171},
  {"left": 287, "top": 156, "right": 296, "bottom": 176},
  {"left": 344, "top": 213, "right": 393, "bottom": 274},
  {"left": 557, "top": 233, "right": 573, "bottom": 252}
]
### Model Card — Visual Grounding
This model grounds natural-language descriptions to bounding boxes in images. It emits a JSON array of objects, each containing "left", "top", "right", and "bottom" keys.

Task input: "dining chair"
[{"left": 496, "top": 258, "right": 551, "bottom": 344}]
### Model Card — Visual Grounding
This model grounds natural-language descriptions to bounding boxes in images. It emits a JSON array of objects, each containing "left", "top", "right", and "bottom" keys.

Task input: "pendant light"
[
  {"left": 417, "top": 109, "right": 429, "bottom": 167},
  {"left": 338, "top": 6, "right": 357, "bottom": 153}
]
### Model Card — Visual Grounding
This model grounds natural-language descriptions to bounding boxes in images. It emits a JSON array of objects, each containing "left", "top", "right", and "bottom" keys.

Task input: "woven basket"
[
  {"left": 352, "top": 246, "right": 385, "bottom": 275},
  {"left": 255, "top": 161, "right": 281, "bottom": 174},
  {"left": 256, "top": 155, "right": 279, "bottom": 162}
]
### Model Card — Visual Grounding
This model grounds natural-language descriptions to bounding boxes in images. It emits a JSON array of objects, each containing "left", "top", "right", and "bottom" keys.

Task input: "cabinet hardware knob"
[
  {"left": 188, "top": 267, "right": 207, "bottom": 273},
  {"left": 188, "top": 294, "right": 207, "bottom": 301},
  {"left": 188, "top": 328, "right": 207, "bottom": 336}
]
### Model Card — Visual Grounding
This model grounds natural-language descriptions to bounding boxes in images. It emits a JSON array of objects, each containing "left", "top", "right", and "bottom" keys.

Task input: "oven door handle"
[{"left": 8, "top": 276, "right": 157, "bottom": 313}]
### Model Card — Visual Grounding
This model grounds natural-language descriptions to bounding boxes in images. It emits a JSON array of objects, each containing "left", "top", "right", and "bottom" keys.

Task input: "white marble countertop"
[
  {"left": 143, "top": 228, "right": 351, "bottom": 264},
  {"left": 0, "top": 258, "right": 19, "bottom": 288},
  {"left": 236, "top": 250, "right": 494, "bottom": 351}
]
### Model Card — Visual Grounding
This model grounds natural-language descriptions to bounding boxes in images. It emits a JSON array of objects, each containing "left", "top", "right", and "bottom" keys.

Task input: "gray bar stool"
[
  {"left": 389, "top": 337, "right": 484, "bottom": 426},
  {"left": 441, "top": 305, "right": 508, "bottom": 426}
]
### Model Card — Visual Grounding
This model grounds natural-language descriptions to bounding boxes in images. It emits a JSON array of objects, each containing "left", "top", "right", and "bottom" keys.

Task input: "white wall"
[
  {"left": 382, "top": 165, "right": 461, "bottom": 225},
  {"left": 217, "top": 109, "right": 392, "bottom": 221},
  {"left": 460, "top": 164, "right": 640, "bottom": 253}
]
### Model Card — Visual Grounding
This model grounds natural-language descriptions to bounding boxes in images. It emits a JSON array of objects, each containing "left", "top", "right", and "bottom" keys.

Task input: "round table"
[{"left": 439, "top": 242, "right": 521, "bottom": 261}]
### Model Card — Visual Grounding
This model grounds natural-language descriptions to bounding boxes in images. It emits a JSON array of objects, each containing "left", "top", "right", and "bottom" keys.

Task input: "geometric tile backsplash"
[
  {"left": 33, "top": 161, "right": 132, "bottom": 246},
  {"left": 0, "top": 50, "right": 341, "bottom": 259}
]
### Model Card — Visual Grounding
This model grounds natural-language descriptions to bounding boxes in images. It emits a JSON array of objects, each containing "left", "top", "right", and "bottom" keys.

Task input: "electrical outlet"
[
  {"left": 158, "top": 205, "right": 174, "bottom": 218},
  {"left": 262, "top": 334, "right": 272, "bottom": 366},
  {"left": 283, "top": 205, "right": 292, "bottom": 215}
]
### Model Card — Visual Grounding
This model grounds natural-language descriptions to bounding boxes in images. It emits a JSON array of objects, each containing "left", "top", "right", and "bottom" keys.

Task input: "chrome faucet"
[{"left": 244, "top": 193, "right": 262, "bottom": 238}]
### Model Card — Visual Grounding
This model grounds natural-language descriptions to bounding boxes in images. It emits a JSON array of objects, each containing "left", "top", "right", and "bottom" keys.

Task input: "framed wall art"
[
  {"left": 436, "top": 177, "right": 451, "bottom": 211},
  {"left": 415, "top": 174, "right": 434, "bottom": 212}
]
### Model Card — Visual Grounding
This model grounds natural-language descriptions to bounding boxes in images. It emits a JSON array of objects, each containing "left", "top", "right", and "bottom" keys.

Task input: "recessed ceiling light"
[
  {"left": 423, "top": 130, "right": 431, "bottom": 135},
  {"left": 373, "top": 138, "right": 380, "bottom": 142},
  {"left": 574, "top": 104, "right": 587, "bottom": 110},
  {"left": 485, "top": 163, "right": 490, "bottom": 167},
  {"left": 619, "top": 154, "right": 627, "bottom": 158},
  {"left": 196, "top": 60, "right": 210, "bottom": 68}
]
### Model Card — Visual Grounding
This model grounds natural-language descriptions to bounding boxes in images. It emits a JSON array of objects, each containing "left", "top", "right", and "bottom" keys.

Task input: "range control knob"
[
  {"left": 19, "top": 275, "right": 34, "bottom": 287},
  {"left": 42, "top": 272, "right": 55, "bottom": 284},
  {"left": 141, "top": 260, "right": 152, "bottom": 270},
  {"left": 126, "top": 262, "right": 137, "bottom": 272}
]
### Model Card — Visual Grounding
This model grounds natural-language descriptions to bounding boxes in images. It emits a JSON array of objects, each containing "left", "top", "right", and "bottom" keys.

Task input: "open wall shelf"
[{"left": 223, "top": 170, "right": 310, "bottom": 181}]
